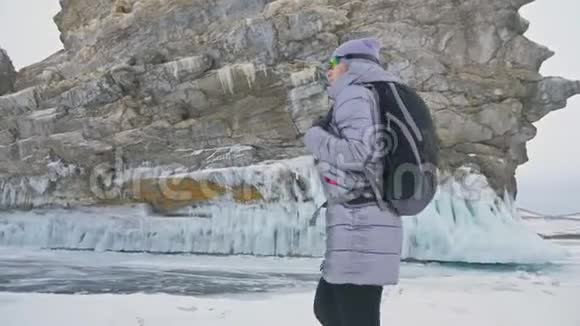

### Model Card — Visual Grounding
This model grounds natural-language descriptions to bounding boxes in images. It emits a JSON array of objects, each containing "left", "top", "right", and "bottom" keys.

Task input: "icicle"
[
  {"left": 290, "top": 67, "right": 317, "bottom": 87},
  {"left": 166, "top": 56, "right": 204, "bottom": 81},
  {"left": 217, "top": 63, "right": 257, "bottom": 94},
  {"left": 239, "top": 63, "right": 257, "bottom": 88},
  {"left": 217, "top": 65, "right": 235, "bottom": 94}
]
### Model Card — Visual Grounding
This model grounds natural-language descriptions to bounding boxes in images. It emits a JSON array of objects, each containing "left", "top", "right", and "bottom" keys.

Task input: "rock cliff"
[
  {"left": 0, "top": 48, "right": 16, "bottom": 96},
  {"left": 1, "top": 0, "right": 579, "bottom": 211}
]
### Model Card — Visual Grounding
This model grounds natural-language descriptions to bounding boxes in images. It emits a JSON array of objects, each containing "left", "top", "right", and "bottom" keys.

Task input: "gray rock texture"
[
  {"left": 1, "top": 0, "right": 579, "bottom": 211},
  {"left": 0, "top": 48, "right": 16, "bottom": 96}
]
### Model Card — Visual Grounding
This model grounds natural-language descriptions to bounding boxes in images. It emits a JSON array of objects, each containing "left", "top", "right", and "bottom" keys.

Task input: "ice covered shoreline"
[{"left": 0, "top": 156, "right": 567, "bottom": 263}]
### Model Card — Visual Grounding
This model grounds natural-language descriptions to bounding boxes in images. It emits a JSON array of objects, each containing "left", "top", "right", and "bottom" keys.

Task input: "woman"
[{"left": 304, "top": 38, "right": 403, "bottom": 326}]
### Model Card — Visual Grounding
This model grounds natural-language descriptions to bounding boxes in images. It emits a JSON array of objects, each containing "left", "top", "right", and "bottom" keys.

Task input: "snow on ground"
[
  {"left": 1, "top": 241, "right": 580, "bottom": 326},
  {"left": 0, "top": 240, "right": 579, "bottom": 326},
  {"left": 1, "top": 270, "right": 579, "bottom": 326}
]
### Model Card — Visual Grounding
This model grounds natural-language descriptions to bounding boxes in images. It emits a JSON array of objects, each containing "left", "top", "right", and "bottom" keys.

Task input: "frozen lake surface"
[
  {"left": 0, "top": 238, "right": 579, "bottom": 325},
  {"left": 0, "top": 216, "right": 579, "bottom": 325}
]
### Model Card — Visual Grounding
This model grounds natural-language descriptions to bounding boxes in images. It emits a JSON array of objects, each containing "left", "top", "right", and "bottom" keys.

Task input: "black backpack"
[{"left": 365, "top": 82, "right": 439, "bottom": 216}]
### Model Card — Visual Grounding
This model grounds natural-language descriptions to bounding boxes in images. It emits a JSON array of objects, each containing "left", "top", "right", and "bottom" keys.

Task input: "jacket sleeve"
[{"left": 304, "top": 89, "right": 379, "bottom": 172}]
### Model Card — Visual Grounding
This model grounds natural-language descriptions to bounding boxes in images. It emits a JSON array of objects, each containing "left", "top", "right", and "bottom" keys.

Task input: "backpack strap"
[
  {"left": 309, "top": 201, "right": 327, "bottom": 226},
  {"left": 357, "top": 82, "right": 395, "bottom": 212},
  {"left": 367, "top": 82, "right": 424, "bottom": 171},
  {"left": 387, "top": 83, "right": 423, "bottom": 142}
]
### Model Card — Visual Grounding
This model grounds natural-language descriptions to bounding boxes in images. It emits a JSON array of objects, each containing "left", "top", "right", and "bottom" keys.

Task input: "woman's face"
[{"left": 327, "top": 61, "right": 348, "bottom": 85}]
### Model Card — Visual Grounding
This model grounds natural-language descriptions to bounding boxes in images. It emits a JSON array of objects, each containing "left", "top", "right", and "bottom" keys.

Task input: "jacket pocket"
[{"left": 318, "top": 166, "right": 368, "bottom": 203}]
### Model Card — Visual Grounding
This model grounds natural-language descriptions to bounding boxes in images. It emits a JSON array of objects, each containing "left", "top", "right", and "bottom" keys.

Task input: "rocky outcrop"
[
  {"left": 1, "top": 0, "right": 579, "bottom": 211},
  {"left": 0, "top": 48, "right": 16, "bottom": 96}
]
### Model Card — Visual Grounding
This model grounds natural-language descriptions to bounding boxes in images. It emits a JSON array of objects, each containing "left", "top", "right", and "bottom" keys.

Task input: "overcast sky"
[{"left": 0, "top": 0, "right": 578, "bottom": 215}]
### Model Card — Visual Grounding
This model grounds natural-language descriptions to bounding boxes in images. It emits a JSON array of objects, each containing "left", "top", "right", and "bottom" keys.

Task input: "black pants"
[{"left": 313, "top": 278, "right": 383, "bottom": 326}]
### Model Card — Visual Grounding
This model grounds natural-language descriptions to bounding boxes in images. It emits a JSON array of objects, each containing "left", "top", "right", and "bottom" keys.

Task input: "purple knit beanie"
[{"left": 332, "top": 38, "right": 382, "bottom": 60}]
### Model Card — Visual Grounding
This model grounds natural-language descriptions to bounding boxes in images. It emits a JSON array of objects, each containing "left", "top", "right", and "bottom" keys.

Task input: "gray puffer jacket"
[{"left": 304, "top": 59, "right": 403, "bottom": 286}]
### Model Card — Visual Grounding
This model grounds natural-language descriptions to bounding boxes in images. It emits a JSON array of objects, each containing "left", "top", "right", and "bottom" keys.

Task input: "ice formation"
[
  {"left": 0, "top": 160, "right": 79, "bottom": 209},
  {"left": 402, "top": 168, "right": 565, "bottom": 263},
  {"left": 166, "top": 56, "right": 206, "bottom": 81},
  {"left": 0, "top": 157, "right": 566, "bottom": 263},
  {"left": 290, "top": 67, "right": 318, "bottom": 87},
  {"left": 217, "top": 63, "right": 257, "bottom": 94}
]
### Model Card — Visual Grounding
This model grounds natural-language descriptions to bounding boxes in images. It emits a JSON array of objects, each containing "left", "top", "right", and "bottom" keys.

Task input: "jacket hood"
[{"left": 328, "top": 60, "right": 401, "bottom": 100}]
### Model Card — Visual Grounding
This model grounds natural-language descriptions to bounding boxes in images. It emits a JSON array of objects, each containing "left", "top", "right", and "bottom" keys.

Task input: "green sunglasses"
[{"left": 329, "top": 56, "right": 341, "bottom": 70}]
